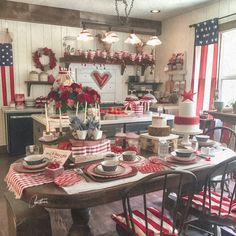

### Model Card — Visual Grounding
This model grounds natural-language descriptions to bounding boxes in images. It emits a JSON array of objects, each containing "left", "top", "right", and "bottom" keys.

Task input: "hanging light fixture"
[
  {"left": 115, "top": 0, "right": 135, "bottom": 25},
  {"left": 101, "top": 29, "right": 119, "bottom": 44},
  {"left": 77, "top": 23, "right": 94, "bottom": 41},
  {"left": 146, "top": 35, "right": 162, "bottom": 47},
  {"left": 124, "top": 29, "right": 141, "bottom": 45}
]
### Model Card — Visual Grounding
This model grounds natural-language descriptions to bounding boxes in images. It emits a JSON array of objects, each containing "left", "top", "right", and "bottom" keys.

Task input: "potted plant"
[
  {"left": 87, "top": 117, "right": 103, "bottom": 140},
  {"left": 213, "top": 90, "right": 224, "bottom": 112},
  {"left": 70, "top": 116, "right": 88, "bottom": 140}
]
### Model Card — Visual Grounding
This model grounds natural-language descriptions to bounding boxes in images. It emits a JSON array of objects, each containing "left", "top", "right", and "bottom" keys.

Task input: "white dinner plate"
[
  {"left": 94, "top": 164, "right": 125, "bottom": 176},
  {"left": 39, "top": 136, "right": 58, "bottom": 142}
]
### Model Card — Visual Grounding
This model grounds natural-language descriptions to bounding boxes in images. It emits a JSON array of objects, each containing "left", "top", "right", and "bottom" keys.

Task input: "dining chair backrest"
[
  {"left": 204, "top": 126, "right": 236, "bottom": 151},
  {"left": 200, "top": 155, "right": 236, "bottom": 217},
  {"left": 121, "top": 170, "right": 197, "bottom": 235}
]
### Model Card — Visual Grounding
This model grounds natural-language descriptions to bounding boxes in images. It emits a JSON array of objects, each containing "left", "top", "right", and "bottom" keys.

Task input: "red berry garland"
[{"left": 32, "top": 47, "right": 57, "bottom": 71}]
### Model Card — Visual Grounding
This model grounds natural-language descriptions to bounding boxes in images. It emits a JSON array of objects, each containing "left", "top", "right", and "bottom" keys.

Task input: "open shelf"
[
  {"left": 25, "top": 81, "right": 54, "bottom": 96},
  {"left": 59, "top": 55, "right": 155, "bottom": 76}
]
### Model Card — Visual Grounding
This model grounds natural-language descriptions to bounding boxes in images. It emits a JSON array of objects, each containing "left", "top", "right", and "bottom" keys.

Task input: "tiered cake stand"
[{"left": 172, "top": 129, "right": 202, "bottom": 146}]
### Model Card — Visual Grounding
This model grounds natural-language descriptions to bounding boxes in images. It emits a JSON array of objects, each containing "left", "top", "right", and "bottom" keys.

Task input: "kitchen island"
[{"left": 32, "top": 113, "right": 175, "bottom": 146}]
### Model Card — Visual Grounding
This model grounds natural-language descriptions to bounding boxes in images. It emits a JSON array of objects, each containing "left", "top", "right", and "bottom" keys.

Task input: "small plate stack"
[{"left": 25, "top": 98, "right": 35, "bottom": 107}]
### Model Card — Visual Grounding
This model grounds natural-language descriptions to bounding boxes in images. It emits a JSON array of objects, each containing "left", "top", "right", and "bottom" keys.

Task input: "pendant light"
[
  {"left": 125, "top": 31, "right": 141, "bottom": 45},
  {"left": 77, "top": 23, "right": 94, "bottom": 41},
  {"left": 146, "top": 36, "right": 162, "bottom": 46},
  {"left": 101, "top": 29, "right": 119, "bottom": 44}
]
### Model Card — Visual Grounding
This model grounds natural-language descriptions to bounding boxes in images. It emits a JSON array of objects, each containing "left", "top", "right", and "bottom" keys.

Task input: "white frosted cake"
[
  {"left": 174, "top": 91, "right": 200, "bottom": 133},
  {"left": 148, "top": 115, "right": 170, "bottom": 136}
]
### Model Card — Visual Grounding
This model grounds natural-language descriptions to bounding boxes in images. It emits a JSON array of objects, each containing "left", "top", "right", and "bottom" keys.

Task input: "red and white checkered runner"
[
  {"left": 71, "top": 139, "right": 111, "bottom": 157},
  {"left": 4, "top": 162, "right": 53, "bottom": 199}
]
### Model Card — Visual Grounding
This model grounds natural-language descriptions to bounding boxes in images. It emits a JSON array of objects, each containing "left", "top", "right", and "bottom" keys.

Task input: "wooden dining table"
[{"left": 18, "top": 148, "right": 236, "bottom": 236}]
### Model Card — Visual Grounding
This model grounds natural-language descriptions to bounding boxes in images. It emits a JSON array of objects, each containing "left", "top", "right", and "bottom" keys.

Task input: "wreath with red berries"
[{"left": 32, "top": 47, "right": 57, "bottom": 71}]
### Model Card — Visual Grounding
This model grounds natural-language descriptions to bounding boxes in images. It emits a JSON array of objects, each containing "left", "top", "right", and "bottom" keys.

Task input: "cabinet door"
[{"left": 125, "top": 122, "right": 151, "bottom": 134}]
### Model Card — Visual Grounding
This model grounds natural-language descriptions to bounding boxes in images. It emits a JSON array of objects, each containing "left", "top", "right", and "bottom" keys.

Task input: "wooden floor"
[{"left": 0, "top": 153, "right": 121, "bottom": 236}]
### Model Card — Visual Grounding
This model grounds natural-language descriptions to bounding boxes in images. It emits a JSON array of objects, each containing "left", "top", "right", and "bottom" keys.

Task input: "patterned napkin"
[
  {"left": 137, "top": 162, "right": 167, "bottom": 174},
  {"left": 54, "top": 170, "right": 81, "bottom": 187}
]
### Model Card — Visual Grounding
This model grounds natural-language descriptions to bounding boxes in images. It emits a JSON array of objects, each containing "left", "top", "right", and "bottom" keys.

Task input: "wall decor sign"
[{"left": 91, "top": 71, "right": 112, "bottom": 89}]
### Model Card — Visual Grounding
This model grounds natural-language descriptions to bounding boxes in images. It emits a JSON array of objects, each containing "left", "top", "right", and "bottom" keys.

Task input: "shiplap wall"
[
  {"left": 0, "top": 19, "right": 154, "bottom": 146},
  {"left": 0, "top": 19, "right": 153, "bottom": 101}
]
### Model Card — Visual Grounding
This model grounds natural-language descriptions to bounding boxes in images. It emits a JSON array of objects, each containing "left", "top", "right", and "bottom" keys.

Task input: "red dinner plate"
[{"left": 166, "top": 156, "right": 201, "bottom": 165}]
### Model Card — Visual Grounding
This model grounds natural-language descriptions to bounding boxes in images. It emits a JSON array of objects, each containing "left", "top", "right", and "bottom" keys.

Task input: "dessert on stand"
[{"left": 172, "top": 90, "right": 202, "bottom": 145}]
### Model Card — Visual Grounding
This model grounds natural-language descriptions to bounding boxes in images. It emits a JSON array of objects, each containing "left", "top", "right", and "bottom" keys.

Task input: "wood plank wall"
[
  {"left": 0, "top": 19, "right": 154, "bottom": 100},
  {"left": 0, "top": 19, "right": 155, "bottom": 146}
]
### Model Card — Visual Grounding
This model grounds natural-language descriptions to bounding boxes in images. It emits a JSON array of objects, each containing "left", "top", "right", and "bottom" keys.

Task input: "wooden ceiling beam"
[{"left": 0, "top": 1, "right": 161, "bottom": 35}]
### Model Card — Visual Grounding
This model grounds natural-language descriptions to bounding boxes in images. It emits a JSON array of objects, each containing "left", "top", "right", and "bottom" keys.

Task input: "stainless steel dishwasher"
[{"left": 6, "top": 112, "right": 42, "bottom": 155}]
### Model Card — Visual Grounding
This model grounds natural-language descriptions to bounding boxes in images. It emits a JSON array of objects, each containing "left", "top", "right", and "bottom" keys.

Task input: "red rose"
[
  {"left": 71, "top": 83, "right": 82, "bottom": 91},
  {"left": 67, "top": 98, "right": 75, "bottom": 107},
  {"left": 84, "top": 93, "right": 93, "bottom": 104},
  {"left": 77, "top": 93, "right": 85, "bottom": 103},
  {"left": 60, "top": 91, "right": 69, "bottom": 101}
]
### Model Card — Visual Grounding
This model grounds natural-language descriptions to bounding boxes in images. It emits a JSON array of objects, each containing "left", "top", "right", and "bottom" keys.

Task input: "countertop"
[
  {"left": 32, "top": 113, "right": 175, "bottom": 128},
  {"left": 2, "top": 106, "right": 44, "bottom": 114}
]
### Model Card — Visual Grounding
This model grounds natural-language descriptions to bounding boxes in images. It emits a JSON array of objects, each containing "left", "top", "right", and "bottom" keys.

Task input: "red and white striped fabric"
[
  {"left": 4, "top": 163, "right": 53, "bottom": 199},
  {"left": 54, "top": 170, "right": 81, "bottom": 187},
  {"left": 191, "top": 18, "right": 219, "bottom": 115},
  {"left": 135, "top": 105, "right": 144, "bottom": 114},
  {"left": 182, "top": 191, "right": 236, "bottom": 220},
  {"left": 112, "top": 207, "right": 178, "bottom": 236},
  {"left": 71, "top": 139, "right": 111, "bottom": 157},
  {"left": 0, "top": 39, "right": 15, "bottom": 106}
]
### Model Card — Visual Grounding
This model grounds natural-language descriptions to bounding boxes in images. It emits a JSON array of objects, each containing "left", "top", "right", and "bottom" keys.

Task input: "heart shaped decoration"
[{"left": 91, "top": 71, "right": 112, "bottom": 89}]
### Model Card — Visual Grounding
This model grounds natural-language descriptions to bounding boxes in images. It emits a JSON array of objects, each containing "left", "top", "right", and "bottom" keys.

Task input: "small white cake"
[{"left": 148, "top": 115, "right": 170, "bottom": 137}]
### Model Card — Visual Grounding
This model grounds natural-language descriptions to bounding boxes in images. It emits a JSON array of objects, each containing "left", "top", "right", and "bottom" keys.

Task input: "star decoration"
[{"left": 181, "top": 90, "right": 195, "bottom": 102}]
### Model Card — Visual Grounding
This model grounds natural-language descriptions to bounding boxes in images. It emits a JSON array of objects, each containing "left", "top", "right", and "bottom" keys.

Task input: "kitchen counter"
[
  {"left": 32, "top": 113, "right": 175, "bottom": 147},
  {"left": 2, "top": 107, "right": 44, "bottom": 114},
  {"left": 32, "top": 113, "right": 174, "bottom": 128}
]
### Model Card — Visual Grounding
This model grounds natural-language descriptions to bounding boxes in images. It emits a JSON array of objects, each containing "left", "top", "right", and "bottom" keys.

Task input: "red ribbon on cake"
[{"left": 174, "top": 116, "right": 199, "bottom": 124}]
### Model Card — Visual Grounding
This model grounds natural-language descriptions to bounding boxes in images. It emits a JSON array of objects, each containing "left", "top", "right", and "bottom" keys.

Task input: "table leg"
[{"left": 69, "top": 208, "right": 92, "bottom": 236}]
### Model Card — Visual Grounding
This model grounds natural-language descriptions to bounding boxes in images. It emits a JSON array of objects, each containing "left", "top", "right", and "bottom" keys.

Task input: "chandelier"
[{"left": 115, "top": 0, "right": 135, "bottom": 25}]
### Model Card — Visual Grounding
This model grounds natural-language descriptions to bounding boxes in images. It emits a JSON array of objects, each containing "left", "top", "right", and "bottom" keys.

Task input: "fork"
[{"left": 75, "top": 168, "right": 91, "bottom": 182}]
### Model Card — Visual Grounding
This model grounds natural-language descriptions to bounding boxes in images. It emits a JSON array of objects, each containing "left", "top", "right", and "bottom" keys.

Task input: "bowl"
[
  {"left": 104, "top": 152, "right": 116, "bottom": 160},
  {"left": 175, "top": 149, "right": 193, "bottom": 158},
  {"left": 24, "top": 154, "right": 45, "bottom": 165},
  {"left": 122, "top": 151, "right": 136, "bottom": 161},
  {"left": 195, "top": 135, "right": 210, "bottom": 143},
  {"left": 101, "top": 160, "right": 118, "bottom": 172}
]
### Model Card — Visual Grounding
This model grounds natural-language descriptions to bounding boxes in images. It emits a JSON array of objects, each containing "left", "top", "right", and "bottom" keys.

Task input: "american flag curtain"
[
  {"left": 0, "top": 32, "right": 15, "bottom": 106},
  {"left": 191, "top": 18, "right": 219, "bottom": 115}
]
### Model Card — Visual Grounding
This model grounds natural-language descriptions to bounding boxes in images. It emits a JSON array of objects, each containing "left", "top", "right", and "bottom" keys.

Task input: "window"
[{"left": 219, "top": 28, "right": 236, "bottom": 106}]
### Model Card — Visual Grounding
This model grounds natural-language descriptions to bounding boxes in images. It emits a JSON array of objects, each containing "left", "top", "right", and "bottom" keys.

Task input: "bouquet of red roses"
[{"left": 47, "top": 82, "right": 101, "bottom": 113}]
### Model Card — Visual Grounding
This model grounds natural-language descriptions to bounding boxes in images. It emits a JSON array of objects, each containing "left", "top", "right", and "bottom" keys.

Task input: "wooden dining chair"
[
  {"left": 183, "top": 155, "right": 236, "bottom": 235},
  {"left": 204, "top": 126, "right": 236, "bottom": 151},
  {"left": 204, "top": 126, "right": 236, "bottom": 194},
  {"left": 111, "top": 170, "right": 197, "bottom": 236}
]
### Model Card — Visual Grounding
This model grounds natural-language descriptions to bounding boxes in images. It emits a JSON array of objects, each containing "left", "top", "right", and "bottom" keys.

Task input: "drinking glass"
[
  {"left": 25, "top": 145, "right": 40, "bottom": 156},
  {"left": 191, "top": 139, "right": 198, "bottom": 152}
]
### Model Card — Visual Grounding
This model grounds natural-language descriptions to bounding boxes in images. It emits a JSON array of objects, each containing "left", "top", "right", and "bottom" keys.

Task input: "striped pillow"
[
  {"left": 112, "top": 207, "right": 178, "bottom": 236},
  {"left": 182, "top": 191, "right": 236, "bottom": 220}
]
